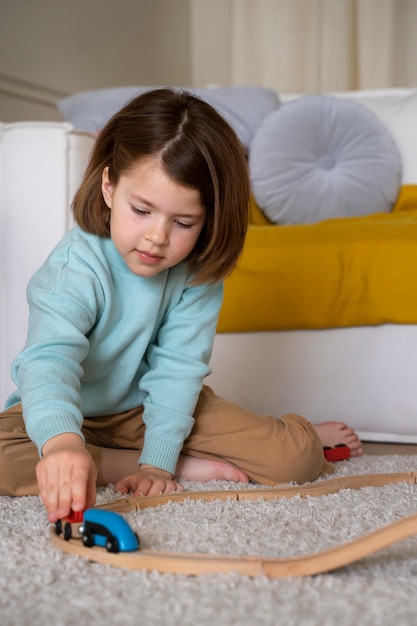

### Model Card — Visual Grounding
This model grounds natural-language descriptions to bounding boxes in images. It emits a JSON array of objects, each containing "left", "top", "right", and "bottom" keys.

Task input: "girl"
[{"left": 0, "top": 88, "right": 362, "bottom": 523}]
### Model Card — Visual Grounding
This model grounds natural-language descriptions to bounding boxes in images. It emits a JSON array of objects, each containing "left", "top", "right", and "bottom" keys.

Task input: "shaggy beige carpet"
[{"left": 1, "top": 453, "right": 417, "bottom": 626}]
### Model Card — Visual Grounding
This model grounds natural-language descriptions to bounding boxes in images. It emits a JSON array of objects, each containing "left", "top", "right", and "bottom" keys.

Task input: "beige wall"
[{"left": 0, "top": 0, "right": 192, "bottom": 121}]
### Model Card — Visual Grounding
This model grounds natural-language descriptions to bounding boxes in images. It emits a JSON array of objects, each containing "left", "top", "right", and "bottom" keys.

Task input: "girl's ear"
[{"left": 101, "top": 167, "right": 113, "bottom": 209}]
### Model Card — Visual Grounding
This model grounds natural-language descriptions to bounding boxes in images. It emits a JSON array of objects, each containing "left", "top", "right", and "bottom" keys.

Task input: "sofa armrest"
[{"left": 0, "top": 122, "right": 95, "bottom": 405}]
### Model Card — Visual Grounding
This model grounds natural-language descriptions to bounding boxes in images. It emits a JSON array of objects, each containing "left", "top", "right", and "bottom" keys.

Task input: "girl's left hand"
[{"left": 114, "top": 464, "right": 184, "bottom": 496}]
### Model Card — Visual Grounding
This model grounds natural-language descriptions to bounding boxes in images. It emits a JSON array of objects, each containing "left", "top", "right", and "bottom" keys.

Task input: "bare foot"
[
  {"left": 175, "top": 454, "right": 250, "bottom": 483},
  {"left": 314, "top": 421, "right": 363, "bottom": 457}
]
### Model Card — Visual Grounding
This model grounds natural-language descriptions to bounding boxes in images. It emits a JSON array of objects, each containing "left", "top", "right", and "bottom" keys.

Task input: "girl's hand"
[
  {"left": 36, "top": 433, "right": 97, "bottom": 522},
  {"left": 115, "top": 464, "right": 184, "bottom": 496}
]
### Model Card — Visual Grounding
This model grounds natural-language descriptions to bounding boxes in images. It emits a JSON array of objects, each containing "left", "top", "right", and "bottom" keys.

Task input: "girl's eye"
[
  {"left": 131, "top": 206, "right": 149, "bottom": 216},
  {"left": 175, "top": 220, "right": 193, "bottom": 229}
]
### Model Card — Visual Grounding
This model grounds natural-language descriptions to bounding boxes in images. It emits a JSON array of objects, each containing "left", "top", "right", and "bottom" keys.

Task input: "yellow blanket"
[{"left": 218, "top": 186, "right": 417, "bottom": 332}]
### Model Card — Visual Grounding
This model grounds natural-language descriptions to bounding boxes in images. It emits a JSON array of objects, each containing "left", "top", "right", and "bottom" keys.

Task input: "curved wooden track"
[{"left": 51, "top": 472, "right": 417, "bottom": 577}]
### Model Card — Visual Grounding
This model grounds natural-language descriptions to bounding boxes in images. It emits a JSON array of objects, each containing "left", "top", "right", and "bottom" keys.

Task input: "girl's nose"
[{"left": 146, "top": 221, "right": 169, "bottom": 246}]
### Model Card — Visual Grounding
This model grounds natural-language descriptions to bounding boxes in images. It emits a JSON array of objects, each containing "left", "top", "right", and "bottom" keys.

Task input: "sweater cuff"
[
  {"left": 139, "top": 437, "right": 183, "bottom": 475},
  {"left": 26, "top": 412, "right": 84, "bottom": 457}
]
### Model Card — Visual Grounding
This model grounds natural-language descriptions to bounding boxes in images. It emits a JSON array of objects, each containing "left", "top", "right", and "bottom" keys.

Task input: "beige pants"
[{"left": 0, "top": 386, "right": 333, "bottom": 496}]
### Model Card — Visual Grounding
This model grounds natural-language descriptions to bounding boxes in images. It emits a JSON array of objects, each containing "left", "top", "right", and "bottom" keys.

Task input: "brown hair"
[{"left": 72, "top": 88, "right": 250, "bottom": 284}]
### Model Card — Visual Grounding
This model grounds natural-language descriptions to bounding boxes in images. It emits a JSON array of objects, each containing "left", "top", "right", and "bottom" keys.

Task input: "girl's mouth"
[{"left": 136, "top": 250, "right": 163, "bottom": 264}]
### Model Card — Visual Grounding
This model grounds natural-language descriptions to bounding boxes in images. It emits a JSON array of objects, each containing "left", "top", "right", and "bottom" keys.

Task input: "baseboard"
[
  {"left": 362, "top": 442, "right": 417, "bottom": 455},
  {"left": 358, "top": 431, "right": 417, "bottom": 444}
]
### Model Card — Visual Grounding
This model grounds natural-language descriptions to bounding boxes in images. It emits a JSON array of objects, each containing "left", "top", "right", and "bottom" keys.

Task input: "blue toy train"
[{"left": 55, "top": 508, "right": 140, "bottom": 553}]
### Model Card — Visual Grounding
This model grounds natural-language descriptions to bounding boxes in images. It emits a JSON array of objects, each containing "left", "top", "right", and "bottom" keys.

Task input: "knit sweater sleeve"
[
  {"left": 9, "top": 236, "right": 102, "bottom": 454},
  {"left": 138, "top": 277, "right": 223, "bottom": 474}
]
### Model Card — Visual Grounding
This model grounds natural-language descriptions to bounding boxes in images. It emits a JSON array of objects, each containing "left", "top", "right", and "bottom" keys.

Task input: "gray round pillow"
[{"left": 249, "top": 95, "right": 402, "bottom": 224}]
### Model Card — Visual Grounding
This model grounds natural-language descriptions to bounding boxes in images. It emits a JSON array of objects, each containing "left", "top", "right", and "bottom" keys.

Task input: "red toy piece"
[
  {"left": 55, "top": 509, "right": 84, "bottom": 540},
  {"left": 323, "top": 444, "right": 351, "bottom": 462}
]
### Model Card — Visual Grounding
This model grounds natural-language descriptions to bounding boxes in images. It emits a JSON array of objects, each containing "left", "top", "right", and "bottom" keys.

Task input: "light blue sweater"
[{"left": 6, "top": 227, "right": 223, "bottom": 474}]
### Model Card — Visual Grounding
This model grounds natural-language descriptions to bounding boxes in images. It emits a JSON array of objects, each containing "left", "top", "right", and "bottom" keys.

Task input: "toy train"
[{"left": 55, "top": 508, "right": 140, "bottom": 553}]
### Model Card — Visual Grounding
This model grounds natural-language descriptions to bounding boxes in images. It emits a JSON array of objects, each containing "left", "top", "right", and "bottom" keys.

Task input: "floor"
[{"left": 363, "top": 442, "right": 417, "bottom": 455}]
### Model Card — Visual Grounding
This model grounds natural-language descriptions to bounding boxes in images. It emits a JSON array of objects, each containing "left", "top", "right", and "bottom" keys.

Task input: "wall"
[{"left": 0, "top": 0, "right": 192, "bottom": 121}]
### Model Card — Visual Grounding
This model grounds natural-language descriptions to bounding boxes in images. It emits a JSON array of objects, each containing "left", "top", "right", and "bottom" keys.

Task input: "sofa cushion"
[
  {"left": 218, "top": 208, "right": 417, "bottom": 332},
  {"left": 393, "top": 185, "right": 417, "bottom": 213},
  {"left": 57, "top": 85, "right": 280, "bottom": 150},
  {"left": 328, "top": 88, "right": 417, "bottom": 185},
  {"left": 249, "top": 95, "right": 402, "bottom": 224}
]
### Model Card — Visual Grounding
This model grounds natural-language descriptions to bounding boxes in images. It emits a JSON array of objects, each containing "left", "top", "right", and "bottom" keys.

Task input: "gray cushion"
[
  {"left": 57, "top": 86, "right": 280, "bottom": 150},
  {"left": 249, "top": 95, "right": 402, "bottom": 224}
]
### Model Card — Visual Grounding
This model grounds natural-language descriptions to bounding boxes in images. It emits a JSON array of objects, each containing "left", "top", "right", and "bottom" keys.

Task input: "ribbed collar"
[{"left": 101, "top": 237, "right": 133, "bottom": 275}]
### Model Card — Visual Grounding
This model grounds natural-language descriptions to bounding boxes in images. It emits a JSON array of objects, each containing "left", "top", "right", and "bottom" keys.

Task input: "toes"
[{"left": 349, "top": 445, "right": 363, "bottom": 458}]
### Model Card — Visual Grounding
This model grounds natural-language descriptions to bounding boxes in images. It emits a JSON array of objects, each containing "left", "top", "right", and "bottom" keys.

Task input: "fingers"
[
  {"left": 84, "top": 467, "right": 98, "bottom": 511},
  {"left": 37, "top": 465, "right": 74, "bottom": 522},
  {"left": 69, "top": 462, "right": 93, "bottom": 512},
  {"left": 115, "top": 473, "right": 184, "bottom": 497},
  {"left": 133, "top": 477, "right": 184, "bottom": 497},
  {"left": 36, "top": 451, "right": 96, "bottom": 522},
  {"left": 114, "top": 474, "right": 137, "bottom": 495}
]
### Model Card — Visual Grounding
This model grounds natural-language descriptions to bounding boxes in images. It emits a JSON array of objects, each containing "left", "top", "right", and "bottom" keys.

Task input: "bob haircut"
[{"left": 72, "top": 88, "right": 251, "bottom": 284}]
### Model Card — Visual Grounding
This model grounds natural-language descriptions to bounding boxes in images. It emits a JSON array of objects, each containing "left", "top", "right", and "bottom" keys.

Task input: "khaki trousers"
[{"left": 0, "top": 385, "right": 333, "bottom": 496}]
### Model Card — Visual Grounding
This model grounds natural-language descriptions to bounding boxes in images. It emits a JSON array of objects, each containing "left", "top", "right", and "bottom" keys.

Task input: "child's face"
[{"left": 101, "top": 157, "right": 206, "bottom": 278}]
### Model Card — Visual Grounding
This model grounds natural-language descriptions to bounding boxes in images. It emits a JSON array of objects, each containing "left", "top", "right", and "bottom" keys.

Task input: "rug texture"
[{"left": 1, "top": 454, "right": 417, "bottom": 626}]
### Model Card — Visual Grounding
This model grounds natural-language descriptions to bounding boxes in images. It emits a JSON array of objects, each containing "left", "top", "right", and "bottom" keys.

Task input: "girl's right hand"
[
  {"left": 115, "top": 463, "right": 184, "bottom": 497},
  {"left": 36, "top": 433, "right": 97, "bottom": 523}
]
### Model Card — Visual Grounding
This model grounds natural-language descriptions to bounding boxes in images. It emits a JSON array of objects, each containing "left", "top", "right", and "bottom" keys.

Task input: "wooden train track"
[{"left": 51, "top": 472, "right": 417, "bottom": 577}]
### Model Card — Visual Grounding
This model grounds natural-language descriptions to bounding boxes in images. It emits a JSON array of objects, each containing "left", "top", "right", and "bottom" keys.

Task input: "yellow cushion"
[
  {"left": 249, "top": 195, "right": 272, "bottom": 225},
  {"left": 393, "top": 185, "right": 417, "bottom": 213},
  {"left": 218, "top": 190, "right": 417, "bottom": 332}
]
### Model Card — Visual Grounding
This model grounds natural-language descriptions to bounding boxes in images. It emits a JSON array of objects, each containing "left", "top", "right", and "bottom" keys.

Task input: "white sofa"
[{"left": 2, "top": 88, "right": 417, "bottom": 443}]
